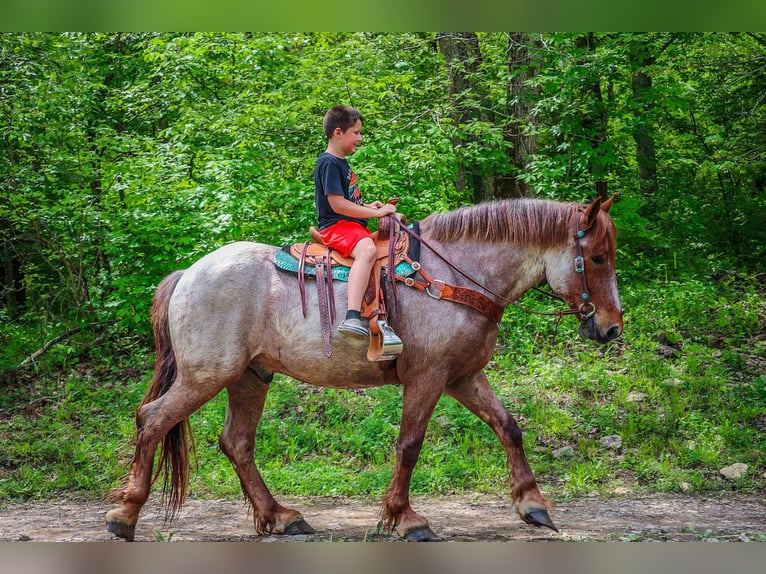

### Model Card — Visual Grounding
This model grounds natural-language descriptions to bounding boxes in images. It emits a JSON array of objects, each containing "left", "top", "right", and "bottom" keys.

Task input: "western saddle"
[{"left": 284, "top": 210, "right": 409, "bottom": 363}]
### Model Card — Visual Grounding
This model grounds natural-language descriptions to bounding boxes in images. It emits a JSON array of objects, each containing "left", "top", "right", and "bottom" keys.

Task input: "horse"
[{"left": 105, "top": 195, "right": 623, "bottom": 542}]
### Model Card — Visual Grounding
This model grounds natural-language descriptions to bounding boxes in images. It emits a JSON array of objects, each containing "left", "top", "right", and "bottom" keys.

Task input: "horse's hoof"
[
  {"left": 521, "top": 508, "right": 559, "bottom": 532},
  {"left": 282, "top": 518, "right": 315, "bottom": 535},
  {"left": 403, "top": 525, "right": 442, "bottom": 542},
  {"left": 105, "top": 515, "right": 136, "bottom": 541}
]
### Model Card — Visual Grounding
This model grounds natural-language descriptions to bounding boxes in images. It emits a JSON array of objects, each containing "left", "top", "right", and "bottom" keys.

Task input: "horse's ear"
[
  {"left": 601, "top": 193, "right": 617, "bottom": 213},
  {"left": 580, "top": 196, "right": 602, "bottom": 230}
]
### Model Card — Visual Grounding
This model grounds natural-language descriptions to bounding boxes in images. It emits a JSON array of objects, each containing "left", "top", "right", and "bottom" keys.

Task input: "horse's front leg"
[
  {"left": 446, "top": 370, "right": 558, "bottom": 532},
  {"left": 381, "top": 379, "right": 444, "bottom": 542}
]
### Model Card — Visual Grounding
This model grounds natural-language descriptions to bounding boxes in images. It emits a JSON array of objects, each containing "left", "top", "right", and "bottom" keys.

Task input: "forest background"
[{"left": 1, "top": 33, "right": 764, "bottom": 505}]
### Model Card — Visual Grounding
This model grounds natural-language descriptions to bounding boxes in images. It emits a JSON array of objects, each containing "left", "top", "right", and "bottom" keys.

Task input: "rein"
[
  {"left": 397, "top": 222, "right": 516, "bottom": 306},
  {"left": 394, "top": 214, "right": 597, "bottom": 324}
]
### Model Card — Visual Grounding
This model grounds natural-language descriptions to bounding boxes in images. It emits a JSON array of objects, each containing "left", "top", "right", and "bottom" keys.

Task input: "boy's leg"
[
  {"left": 339, "top": 237, "right": 376, "bottom": 338},
  {"left": 346, "top": 237, "right": 376, "bottom": 311}
]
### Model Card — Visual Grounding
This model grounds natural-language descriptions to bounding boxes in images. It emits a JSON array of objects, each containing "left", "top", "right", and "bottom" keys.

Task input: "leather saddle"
[
  {"left": 288, "top": 224, "right": 409, "bottom": 273},
  {"left": 279, "top": 215, "right": 410, "bottom": 363}
]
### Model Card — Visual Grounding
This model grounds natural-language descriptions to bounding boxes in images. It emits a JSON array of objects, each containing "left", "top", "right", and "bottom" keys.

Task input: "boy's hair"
[{"left": 322, "top": 105, "right": 363, "bottom": 139}]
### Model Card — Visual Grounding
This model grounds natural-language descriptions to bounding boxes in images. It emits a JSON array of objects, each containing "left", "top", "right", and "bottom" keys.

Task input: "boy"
[{"left": 314, "top": 105, "right": 396, "bottom": 338}]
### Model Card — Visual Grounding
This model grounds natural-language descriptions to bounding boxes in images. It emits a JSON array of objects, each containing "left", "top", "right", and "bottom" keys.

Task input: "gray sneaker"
[{"left": 338, "top": 317, "right": 368, "bottom": 339}]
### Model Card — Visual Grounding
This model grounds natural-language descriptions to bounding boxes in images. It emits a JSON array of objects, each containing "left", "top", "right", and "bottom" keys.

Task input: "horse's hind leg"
[
  {"left": 105, "top": 377, "right": 222, "bottom": 541},
  {"left": 105, "top": 407, "right": 160, "bottom": 541},
  {"left": 219, "top": 372, "right": 314, "bottom": 536},
  {"left": 445, "top": 370, "right": 558, "bottom": 532}
]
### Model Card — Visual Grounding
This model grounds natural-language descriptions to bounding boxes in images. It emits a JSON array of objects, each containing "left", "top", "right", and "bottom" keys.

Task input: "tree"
[
  {"left": 505, "top": 32, "right": 541, "bottom": 198},
  {"left": 437, "top": 32, "right": 487, "bottom": 202},
  {"left": 437, "top": 33, "right": 547, "bottom": 202},
  {"left": 573, "top": 32, "right": 612, "bottom": 200}
]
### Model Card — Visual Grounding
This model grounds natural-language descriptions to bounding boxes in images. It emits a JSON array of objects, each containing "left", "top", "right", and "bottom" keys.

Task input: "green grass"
[{"left": 1, "top": 273, "right": 764, "bottom": 504}]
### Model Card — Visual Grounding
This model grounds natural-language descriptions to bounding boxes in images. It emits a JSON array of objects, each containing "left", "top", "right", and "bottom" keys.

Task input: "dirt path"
[{"left": 1, "top": 493, "right": 765, "bottom": 542}]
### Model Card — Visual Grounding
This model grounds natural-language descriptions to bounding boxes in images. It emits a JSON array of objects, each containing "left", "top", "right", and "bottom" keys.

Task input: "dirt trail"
[{"left": 1, "top": 493, "right": 765, "bottom": 542}]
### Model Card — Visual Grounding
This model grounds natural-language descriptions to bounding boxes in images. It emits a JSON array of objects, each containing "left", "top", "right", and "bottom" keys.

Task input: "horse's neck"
[{"left": 419, "top": 237, "right": 547, "bottom": 302}]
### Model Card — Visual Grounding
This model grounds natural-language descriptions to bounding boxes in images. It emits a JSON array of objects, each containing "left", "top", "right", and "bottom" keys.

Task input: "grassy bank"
[{"left": 1, "top": 274, "right": 764, "bottom": 503}]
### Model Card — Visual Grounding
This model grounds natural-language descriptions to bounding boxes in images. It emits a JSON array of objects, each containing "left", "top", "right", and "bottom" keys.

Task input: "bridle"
[
  {"left": 526, "top": 218, "right": 597, "bottom": 322},
  {"left": 395, "top": 211, "right": 598, "bottom": 325}
]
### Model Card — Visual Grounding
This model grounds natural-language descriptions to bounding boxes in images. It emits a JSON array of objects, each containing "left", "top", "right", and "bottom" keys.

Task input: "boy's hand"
[{"left": 376, "top": 203, "right": 397, "bottom": 217}]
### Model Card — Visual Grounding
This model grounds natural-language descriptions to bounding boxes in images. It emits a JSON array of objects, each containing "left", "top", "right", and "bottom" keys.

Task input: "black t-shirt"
[{"left": 314, "top": 152, "right": 367, "bottom": 230}]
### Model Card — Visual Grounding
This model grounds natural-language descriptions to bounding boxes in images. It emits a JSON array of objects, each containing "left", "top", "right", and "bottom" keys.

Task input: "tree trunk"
[
  {"left": 502, "top": 32, "right": 540, "bottom": 198},
  {"left": 437, "top": 32, "right": 488, "bottom": 203},
  {"left": 576, "top": 33, "right": 609, "bottom": 200},
  {"left": 628, "top": 36, "right": 664, "bottom": 208},
  {"left": 632, "top": 68, "right": 658, "bottom": 196}
]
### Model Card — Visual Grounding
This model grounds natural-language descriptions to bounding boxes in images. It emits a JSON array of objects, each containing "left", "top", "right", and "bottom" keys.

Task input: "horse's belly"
[{"left": 267, "top": 342, "right": 397, "bottom": 389}]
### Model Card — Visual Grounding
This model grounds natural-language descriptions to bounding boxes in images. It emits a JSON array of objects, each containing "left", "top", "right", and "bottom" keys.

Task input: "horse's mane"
[{"left": 421, "top": 198, "right": 614, "bottom": 249}]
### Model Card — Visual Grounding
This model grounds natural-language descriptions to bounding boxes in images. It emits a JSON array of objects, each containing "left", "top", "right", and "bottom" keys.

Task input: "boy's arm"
[{"left": 327, "top": 194, "right": 396, "bottom": 219}]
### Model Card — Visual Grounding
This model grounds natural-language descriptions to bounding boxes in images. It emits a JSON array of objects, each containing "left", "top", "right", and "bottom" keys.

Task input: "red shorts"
[{"left": 320, "top": 220, "right": 372, "bottom": 258}]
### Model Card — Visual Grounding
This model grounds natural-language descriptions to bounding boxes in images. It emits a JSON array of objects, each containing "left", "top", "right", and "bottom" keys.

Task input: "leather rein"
[{"left": 392, "top": 216, "right": 596, "bottom": 325}]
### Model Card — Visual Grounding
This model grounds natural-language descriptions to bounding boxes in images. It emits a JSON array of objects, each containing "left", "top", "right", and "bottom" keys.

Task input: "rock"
[
  {"left": 627, "top": 391, "right": 648, "bottom": 402},
  {"left": 552, "top": 445, "right": 575, "bottom": 458},
  {"left": 719, "top": 463, "right": 748, "bottom": 479},
  {"left": 680, "top": 482, "right": 690, "bottom": 492},
  {"left": 657, "top": 344, "right": 678, "bottom": 358},
  {"left": 662, "top": 378, "right": 683, "bottom": 387},
  {"left": 601, "top": 434, "right": 623, "bottom": 450}
]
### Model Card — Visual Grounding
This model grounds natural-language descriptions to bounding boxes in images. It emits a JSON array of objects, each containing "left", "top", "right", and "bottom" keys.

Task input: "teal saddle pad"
[{"left": 274, "top": 246, "right": 416, "bottom": 282}]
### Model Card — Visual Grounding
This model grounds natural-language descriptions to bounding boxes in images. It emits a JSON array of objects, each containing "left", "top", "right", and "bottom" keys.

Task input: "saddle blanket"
[{"left": 274, "top": 246, "right": 416, "bottom": 282}]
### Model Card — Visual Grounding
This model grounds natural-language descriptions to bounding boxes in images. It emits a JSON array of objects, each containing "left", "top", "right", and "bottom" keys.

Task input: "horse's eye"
[{"left": 591, "top": 255, "right": 605, "bottom": 265}]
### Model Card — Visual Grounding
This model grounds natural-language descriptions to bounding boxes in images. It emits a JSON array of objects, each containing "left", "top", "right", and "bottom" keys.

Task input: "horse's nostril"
[{"left": 606, "top": 325, "right": 622, "bottom": 341}]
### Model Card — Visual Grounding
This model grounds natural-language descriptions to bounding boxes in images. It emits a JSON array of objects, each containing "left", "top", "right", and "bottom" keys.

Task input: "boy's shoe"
[{"left": 338, "top": 317, "right": 368, "bottom": 339}]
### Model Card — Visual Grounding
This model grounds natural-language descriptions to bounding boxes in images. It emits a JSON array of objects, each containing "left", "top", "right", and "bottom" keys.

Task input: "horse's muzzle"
[{"left": 579, "top": 316, "right": 622, "bottom": 343}]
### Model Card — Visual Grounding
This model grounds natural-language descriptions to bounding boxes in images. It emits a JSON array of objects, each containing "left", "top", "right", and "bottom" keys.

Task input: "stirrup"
[{"left": 374, "top": 319, "right": 403, "bottom": 361}]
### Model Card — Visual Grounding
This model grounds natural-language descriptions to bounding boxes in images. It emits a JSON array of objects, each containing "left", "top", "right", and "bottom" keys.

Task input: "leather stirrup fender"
[{"left": 314, "top": 258, "right": 333, "bottom": 358}]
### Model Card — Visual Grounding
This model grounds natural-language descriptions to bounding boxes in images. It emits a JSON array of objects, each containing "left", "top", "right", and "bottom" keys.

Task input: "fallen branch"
[{"left": 16, "top": 321, "right": 112, "bottom": 369}]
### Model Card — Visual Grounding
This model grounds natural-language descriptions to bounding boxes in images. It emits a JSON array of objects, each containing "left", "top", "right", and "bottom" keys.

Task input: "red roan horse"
[{"left": 105, "top": 196, "right": 622, "bottom": 541}]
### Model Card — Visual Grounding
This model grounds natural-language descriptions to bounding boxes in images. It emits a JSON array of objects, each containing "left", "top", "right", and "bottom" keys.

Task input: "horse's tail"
[{"left": 140, "top": 269, "right": 192, "bottom": 521}]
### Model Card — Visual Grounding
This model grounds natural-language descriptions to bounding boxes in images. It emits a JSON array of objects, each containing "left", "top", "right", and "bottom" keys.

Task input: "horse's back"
[
  {"left": 175, "top": 241, "right": 281, "bottom": 315},
  {"left": 166, "top": 241, "right": 283, "bottom": 378},
  {"left": 187, "top": 240, "right": 277, "bottom": 271}
]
